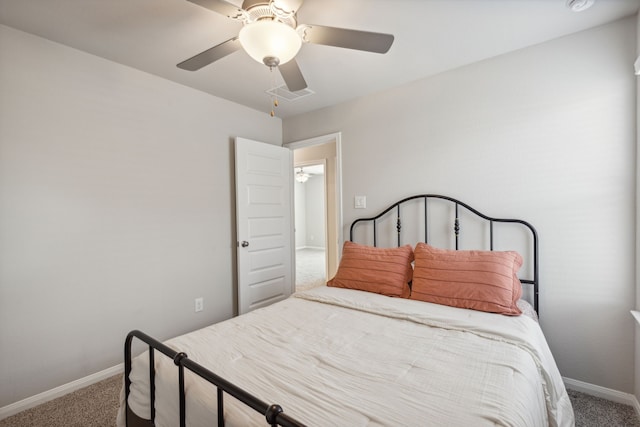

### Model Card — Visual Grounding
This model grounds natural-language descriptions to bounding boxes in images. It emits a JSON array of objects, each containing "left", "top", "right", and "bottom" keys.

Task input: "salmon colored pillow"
[
  {"left": 327, "top": 241, "right": 413, "bottom": 298},
  {"left": 411, "top": 243, "right": 523, "bottom": 315}
]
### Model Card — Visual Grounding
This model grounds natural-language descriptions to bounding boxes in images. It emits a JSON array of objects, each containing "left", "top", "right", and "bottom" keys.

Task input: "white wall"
[
  {"left": 285, "top": 17, "right": 637, "bottom": 393},
  {"left": 0, "top": 24, "right": 281, "bottom": 407},
  {"left": 304, "top": 175, "right": 326, "bottom": 249},
  {"left": 294, "top": 180, "right": 307, "bottom": 248},
  {"left": 294, "top": 175, "right": 325, "bottom": 249}
]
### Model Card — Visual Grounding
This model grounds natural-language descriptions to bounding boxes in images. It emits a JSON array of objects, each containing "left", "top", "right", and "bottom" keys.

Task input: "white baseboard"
[
  {"left": 0, "top": 364, "right": 123, "bottom": 420},
  {"left": 563, "top": 376, "right": 640, "bottom": 417}
]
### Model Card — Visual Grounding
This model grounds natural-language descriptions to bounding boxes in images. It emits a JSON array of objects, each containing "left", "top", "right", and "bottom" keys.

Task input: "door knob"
[{"left": 240, "top": 241, "right": 249, "bottom": 247}]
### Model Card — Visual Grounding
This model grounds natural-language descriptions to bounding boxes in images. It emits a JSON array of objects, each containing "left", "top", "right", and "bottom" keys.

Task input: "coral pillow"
[
  {"left": 411, "top": 243, "right": 523, "bottom": 315},
  {"left": 327, "top": 241, "right": 413, "bottom": 298}
]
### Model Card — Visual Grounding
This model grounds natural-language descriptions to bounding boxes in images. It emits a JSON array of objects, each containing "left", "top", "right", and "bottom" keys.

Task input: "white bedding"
[{"left": 117, "top": 286, "right": 574, "bottom": 427}]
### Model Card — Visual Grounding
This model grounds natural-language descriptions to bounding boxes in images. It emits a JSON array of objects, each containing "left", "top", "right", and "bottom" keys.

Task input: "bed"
[{"left": 116, "top": 194, "right": 575, "bottom": 427}]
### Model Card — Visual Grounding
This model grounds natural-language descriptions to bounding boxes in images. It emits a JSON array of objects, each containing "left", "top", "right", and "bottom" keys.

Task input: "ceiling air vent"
[{"left": 266, "top": 84, "right": 315, "bottom": 101}]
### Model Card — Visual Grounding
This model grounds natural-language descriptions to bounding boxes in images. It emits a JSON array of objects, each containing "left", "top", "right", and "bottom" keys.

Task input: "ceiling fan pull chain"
[{"left": 269, "top": 65, "right": 278, "bottom": 117}]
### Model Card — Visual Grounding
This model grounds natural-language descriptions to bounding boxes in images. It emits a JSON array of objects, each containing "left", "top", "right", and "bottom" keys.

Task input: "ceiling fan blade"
[
  {"left": 187, "top": 0, "right": 244, "bottom": 19},
  {"left": 279, "top": 59, "right": 308, "bottom": 92},
  {"left": 177, "top": 38, "right": 241, "bottom": 71},
  {"left": 271, "top": 0, "right": 305, "bottom": 15},
  {"left": 299, "top": 25, "right": 394, "bottom": 54}
]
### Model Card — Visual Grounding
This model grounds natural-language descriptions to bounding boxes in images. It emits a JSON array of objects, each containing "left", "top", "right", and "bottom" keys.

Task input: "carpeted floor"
[
  {"left": 2, "top": 374, "right": 639, "bottom": 426},
  {"left": 568, "top": 388, "right": 640, "bottom": 427},
  {"left": 295, "top": 247, "right": 326, "bottom": 292},
  {"left": 0, "top": 374, "right": 122, "bottom": 427}
]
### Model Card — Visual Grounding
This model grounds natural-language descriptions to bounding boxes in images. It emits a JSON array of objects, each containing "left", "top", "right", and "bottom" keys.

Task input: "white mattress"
[{"left": 117, "top": 286, "right": 574, "bottom": 427}]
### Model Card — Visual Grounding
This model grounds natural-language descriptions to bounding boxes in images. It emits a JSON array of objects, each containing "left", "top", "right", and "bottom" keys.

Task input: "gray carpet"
[
  {"left": 295, "top": 248, "right": 326, "bottom": 292},
  {"left": 0, "top": 375, "right": 122, "bottom": 427},
  {"left": 1, "top": 374, "right": 639, "bottom": 426},
  {"left": 568, "top": 388, "right": 640, "bottom": 427}
]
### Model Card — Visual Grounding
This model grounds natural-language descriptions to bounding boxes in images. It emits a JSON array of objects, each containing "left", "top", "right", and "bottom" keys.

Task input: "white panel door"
[{"left": 235, "top": 138, "right": 294, "bottom": 314}]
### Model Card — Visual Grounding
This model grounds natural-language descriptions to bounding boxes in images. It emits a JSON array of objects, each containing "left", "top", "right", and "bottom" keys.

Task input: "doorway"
[
  {"left": 286, "top": 133, "right": 342, "bottom": 293},
  {"left": 293, "top": 163, "right": 326, "bottom": 291}
]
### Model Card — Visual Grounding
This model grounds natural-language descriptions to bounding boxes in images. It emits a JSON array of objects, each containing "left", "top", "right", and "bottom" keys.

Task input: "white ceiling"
[{"left": 1, "top": 0, "right": 638, "bottom": 118}]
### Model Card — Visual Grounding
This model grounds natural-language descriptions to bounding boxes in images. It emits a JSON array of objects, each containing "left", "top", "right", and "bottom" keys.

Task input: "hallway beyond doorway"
[{"left": 295, "top": 248, "right": 326, "bottom": 292}]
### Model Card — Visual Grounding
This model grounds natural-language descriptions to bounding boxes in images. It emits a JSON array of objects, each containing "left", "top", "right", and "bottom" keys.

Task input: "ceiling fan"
[{"left": 177, "top": 0, "right": 395, "bottom": 92}]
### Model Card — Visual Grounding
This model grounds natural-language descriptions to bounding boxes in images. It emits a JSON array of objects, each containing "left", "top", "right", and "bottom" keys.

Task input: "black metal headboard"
[{"left": 349, "top": 194, "right": 539, "bottom": 314}]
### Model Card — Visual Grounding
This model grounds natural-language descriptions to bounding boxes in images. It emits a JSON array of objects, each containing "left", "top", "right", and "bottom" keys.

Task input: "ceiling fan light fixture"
[
  {"left": 239, "top": 19, "right": 302, "bottom": 66},
  {"left": 295, "top": 168, "right": 310, "bottom": 183},
  {"left": 566, "top": 0, "right": 595, "bottom": 12}
]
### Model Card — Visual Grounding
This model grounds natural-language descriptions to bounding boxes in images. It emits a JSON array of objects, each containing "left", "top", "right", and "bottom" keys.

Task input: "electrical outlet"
[{"left": 194, "top": 297, "right": 204, "bottom": 313}]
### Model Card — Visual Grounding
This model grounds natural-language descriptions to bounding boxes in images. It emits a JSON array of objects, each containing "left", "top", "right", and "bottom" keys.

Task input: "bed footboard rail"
[{"left": 125, "top": 329, "right": 306, "bottom": 427}]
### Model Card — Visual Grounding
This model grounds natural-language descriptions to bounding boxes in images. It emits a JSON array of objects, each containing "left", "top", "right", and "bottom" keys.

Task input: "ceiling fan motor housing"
[{"left": 240, "top": 0, "right": 297, "bottom": 27}]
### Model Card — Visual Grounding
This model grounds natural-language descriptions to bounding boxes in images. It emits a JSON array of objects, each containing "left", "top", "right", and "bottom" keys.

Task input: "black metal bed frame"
[
  {"left": 349, "top": 194, "right": 539, "bottom": 313},
  {"left": 124, "top": 329, "right": 306, "bottom": 427},
  {"left": 124, "top": 194, "right": 538, "bottom": 427}
]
